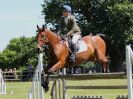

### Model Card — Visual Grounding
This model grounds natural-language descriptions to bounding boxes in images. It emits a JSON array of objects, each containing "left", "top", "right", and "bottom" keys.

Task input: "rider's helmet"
[{"left": 62, "top": 5, "right": 71, "bottom": 12}]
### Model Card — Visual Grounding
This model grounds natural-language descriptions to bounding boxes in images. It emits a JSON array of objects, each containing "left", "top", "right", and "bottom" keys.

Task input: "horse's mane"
[
  {"left": 44, "top": 28, "right": 62, "bottom": 44},
  {"left": 45, "top": 29, "right": 58, "bottom": 38}
]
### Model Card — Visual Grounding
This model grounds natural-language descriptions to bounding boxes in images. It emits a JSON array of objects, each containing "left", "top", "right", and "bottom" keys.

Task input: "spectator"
[
  {"left": 4, "top": 68, "right": 8, "bottom": 79},
  {"left": 4, "top": 68, "right": 8, "bottom": 73},
  {"left": 8, "top": 68, "right": 14, "bottom": 79},
  {"left": 27, "top": 64, "right": 34, "bottom": 80},
  {"left": 8, "top": 68, "right": 13, "bottom": 73},
  {"left": 13, "top": 68, "right": 18, "bottom": 79}
]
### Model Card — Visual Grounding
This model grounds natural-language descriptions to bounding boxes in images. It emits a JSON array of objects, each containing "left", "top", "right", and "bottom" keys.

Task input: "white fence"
[
  {"left": 28, "top": 53, "right": 44, "bottom": 99},
  {"left": 0, "top": 69, "right": 6, "bottom": 94},
  {"left": 126, "top": 45, "right": 133, "bottom": 99}
]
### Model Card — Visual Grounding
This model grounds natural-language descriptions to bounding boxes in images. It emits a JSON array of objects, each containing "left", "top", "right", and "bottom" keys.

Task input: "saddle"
[{"left": 60, "top": 37, "right": 87, "bottom": 53}]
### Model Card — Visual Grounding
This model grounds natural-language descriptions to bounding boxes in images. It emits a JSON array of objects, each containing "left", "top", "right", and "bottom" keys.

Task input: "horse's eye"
[
  {"left": 41, "top": 35, "right": 46, "bottom": 40},
  {"left": 41, "top": 35, "right": 45, "bottom": 38}
]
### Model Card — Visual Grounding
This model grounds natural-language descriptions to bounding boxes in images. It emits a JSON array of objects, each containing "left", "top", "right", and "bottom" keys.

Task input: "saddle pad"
[
  {"left": 61, "top": 40, "right": 87, "bottom": 53},
  {"left": 76, "top": 40, "right": 87, "bottom": 53}
]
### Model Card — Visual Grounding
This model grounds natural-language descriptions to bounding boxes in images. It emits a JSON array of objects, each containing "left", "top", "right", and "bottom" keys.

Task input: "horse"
[{"left": 36, "top": 25, "right": 109, "bottom": 91}]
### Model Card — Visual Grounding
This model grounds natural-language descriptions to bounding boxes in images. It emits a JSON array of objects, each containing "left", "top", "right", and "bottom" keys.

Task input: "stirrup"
[{"left": 69, "top": 53, "right": 75, "bottom": 62}]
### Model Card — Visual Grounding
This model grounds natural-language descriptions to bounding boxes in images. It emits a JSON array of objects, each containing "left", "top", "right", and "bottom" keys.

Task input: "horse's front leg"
[
  {"left": 48, "top": 60, "right": 65, "bottom": 72},
  {"left": 41, "top": 72, "right": 50, "bottom": 92}
]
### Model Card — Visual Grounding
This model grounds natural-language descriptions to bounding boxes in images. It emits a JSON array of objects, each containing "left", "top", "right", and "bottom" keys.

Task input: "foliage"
[
  {"left": 0, "top": 36, "right": 37, "bottom": 69},
  {"left": 107, "top": 2, "right": 133, "bottom": 71},
  {"left": 107, "top": 2, "right": 133, "bottom": 48}
]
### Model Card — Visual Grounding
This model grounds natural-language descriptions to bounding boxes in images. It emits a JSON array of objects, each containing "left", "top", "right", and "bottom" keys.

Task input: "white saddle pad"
[
  {"left": 76, "top": 40, "right": 87, "bottom": 53},
  {"left": 63, "top": 40, "right": 87, "bottom": 53}
]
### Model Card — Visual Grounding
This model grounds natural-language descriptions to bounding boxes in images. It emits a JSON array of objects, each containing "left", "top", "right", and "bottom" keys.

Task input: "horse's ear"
[
  {"left": 42, "top": 25, "right": 45, "bottom": 31},
  {"left": 37, "top": 25, "right": 40, "bottom": 30}
]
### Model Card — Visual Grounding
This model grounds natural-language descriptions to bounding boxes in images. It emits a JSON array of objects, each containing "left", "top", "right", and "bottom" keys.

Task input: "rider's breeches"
[{"left": 72, "top": 34, "right": 81, "bottom": 44}]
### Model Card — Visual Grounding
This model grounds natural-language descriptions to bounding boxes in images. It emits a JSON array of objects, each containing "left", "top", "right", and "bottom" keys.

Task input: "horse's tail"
[
  {"left": 97, "top": 33, "right": 106, "bottom": 40},
  {"left": 97, "top": 33, "right": 108, "bottom": 44},
  {"left": 97, "top": 33, "right": 110, "bottom": 56}
]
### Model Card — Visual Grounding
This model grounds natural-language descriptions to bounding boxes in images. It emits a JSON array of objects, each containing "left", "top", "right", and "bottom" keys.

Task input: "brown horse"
[{"left": 36, "top": 25, "right": 109, "bottom": 91}]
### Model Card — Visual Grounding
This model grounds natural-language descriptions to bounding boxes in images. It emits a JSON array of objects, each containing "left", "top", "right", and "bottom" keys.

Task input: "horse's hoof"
[
  {"left": 44, "top": 86, "right": 49, "bottom": 92},
  {"left": 48, "top": 68, "right": 54, "bottom": 72}
]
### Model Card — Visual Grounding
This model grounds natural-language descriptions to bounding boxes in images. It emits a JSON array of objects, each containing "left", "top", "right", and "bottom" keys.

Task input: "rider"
[{"left": 57, "top": 5, "right": 81, "bottom": 62}]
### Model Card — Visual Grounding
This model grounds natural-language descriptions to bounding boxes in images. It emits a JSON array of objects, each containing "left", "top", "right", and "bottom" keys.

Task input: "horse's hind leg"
[
  {"left": 105, "top": 56, "right": 111, "bottom": 73},
  {"left": 95, "top": 47, "right": 109, "bottom": 73},
  {"left": 102, "top": 60, "right": 110, "bottom": 73},
  {"left": 96, "top": 52, "right": 109, "bottom": 73}
]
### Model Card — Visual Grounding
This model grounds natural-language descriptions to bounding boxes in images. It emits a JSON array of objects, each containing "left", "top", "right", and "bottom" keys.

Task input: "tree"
[
  {"left": 41, "top": 0, "right": 133, "bottom": 72},
  {"left": 107, "top": 2, "right": 133, "bottom": 71},
  {"left": 0, "top": 36, "right": 37, "bottom": 69}
]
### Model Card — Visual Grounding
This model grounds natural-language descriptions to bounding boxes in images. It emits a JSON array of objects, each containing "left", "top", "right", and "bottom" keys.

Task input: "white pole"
[
  {"left": 63, "top": 68, "right": 66, "bottom": 75},
  {"left": 0, "top": 70, "right": 6, "bottom": 95},
  {"left": 3, "top": 84, "right": 6, "bottom": 94},
  {"left": 126, "top": 45, "right": 133, "bottom": 99},
  {"left": 28, "top": 92, "right": 32, "bottom": 99},
  {"left": 129, "top": 47, "right": 133, "bottom": 64},
  {"left": 38, "top": 53, "right": 44, "bottom": 99}
]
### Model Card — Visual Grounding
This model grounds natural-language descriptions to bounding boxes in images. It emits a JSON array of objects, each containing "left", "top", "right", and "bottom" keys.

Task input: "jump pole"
[
  {"left": 126, "top": 45, "right": 133, "bottom": 99},
  {"left": 38, "top": 53, "right": 44, "bottom": 99}
]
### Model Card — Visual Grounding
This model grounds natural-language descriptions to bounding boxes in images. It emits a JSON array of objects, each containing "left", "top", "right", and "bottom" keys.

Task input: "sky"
[{"left": 0, "top": 0, "right": 44, "bottom": 52}]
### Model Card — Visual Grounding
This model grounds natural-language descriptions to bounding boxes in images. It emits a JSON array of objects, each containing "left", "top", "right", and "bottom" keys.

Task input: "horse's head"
[
  {"left": 36, "top": 25, "right": 49, "bottom": 46},
  {"left": 36, "top": 25, "right": 50, "bottom": 52},
  {"left": 36, "top": 25, "right": 61, "bottom": 53}
]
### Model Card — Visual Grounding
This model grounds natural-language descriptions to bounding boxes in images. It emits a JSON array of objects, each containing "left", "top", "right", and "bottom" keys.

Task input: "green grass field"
[{"left": 0, "top": 79, "right": 129, "bottom": 99}]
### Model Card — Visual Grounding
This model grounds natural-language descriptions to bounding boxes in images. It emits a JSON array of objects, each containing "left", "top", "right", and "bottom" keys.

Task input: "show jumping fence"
[
  {"left": 0, "top": 69, "right": 6, "bottom": 95},
  {"left": 28, "top": 53, "right": 44, "bottom": 99},
  {"left": 50, "top": 72, "right": 128, "bottom": 99}
]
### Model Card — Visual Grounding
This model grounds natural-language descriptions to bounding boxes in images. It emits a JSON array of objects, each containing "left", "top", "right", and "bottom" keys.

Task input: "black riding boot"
[{"left": 69, "top": 42, "right": 77, "bottom": 62}]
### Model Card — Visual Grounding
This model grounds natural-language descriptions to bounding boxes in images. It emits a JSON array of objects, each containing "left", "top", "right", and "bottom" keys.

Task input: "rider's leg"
[
  {"left": 72, "top": 34, "right": 81, "bottom": 52},
  {"left": 69, "top": 34, "right": 81, "bottom": 61}
]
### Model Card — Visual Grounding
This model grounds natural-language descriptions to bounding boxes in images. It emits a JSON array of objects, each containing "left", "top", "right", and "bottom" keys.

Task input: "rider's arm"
[{"left": 57, "top": 17, "right": 64, "bottom": 34}]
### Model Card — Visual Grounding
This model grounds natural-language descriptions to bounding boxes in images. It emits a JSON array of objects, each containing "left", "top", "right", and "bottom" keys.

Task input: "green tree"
[
  {"left": 107, "top": 2, "right": 133, "bottom": 71},
  {"left": 0, "top": 36, "right": 37, "bottom": 69},
  {"left": 42, "top": 0, "right": 133, "bottom": 72}
]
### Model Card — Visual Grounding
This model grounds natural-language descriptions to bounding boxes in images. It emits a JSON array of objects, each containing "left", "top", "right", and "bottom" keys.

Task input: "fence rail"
[
  {"left": 66, "top": 85, "right": 128, "bottom": 89},
  {"left": 72, "top": 96, "right": 103, "bottom": 99},
  {"left": 1, "top": 72, "right": 128, "bottom": 82},
  {"left": 49, "top": 72, "right": 127, "bottom": 80}
]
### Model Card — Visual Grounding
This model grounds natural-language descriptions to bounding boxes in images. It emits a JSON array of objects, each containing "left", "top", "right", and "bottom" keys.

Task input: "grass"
[
  {"left": 0, "top": 82, "right": 31, "bottom": 99},
  {"left": 0, "top": 79, "right": 130, "bottom": 99}
]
